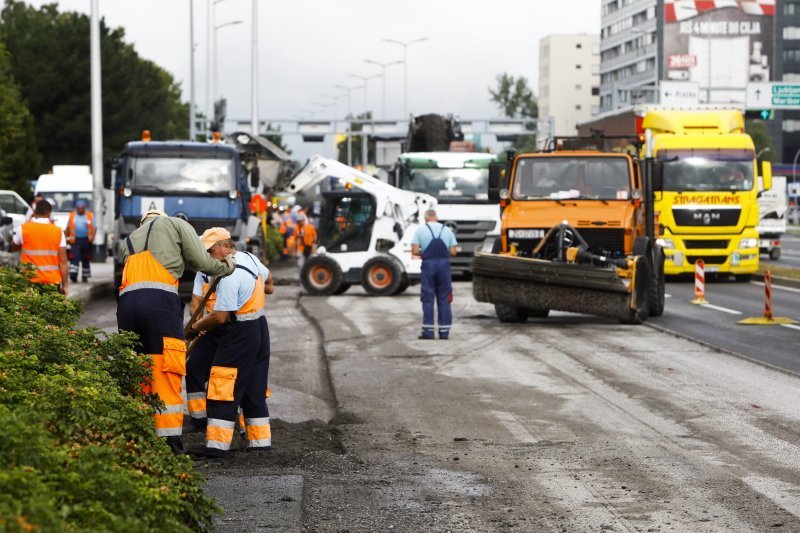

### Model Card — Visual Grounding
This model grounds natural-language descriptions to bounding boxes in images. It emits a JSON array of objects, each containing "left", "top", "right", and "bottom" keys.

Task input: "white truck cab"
[{"left": 34, "top": 166, "right": 93, "bottom": 231}]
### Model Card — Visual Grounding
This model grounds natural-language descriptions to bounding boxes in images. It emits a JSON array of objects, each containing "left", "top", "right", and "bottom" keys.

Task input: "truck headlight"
[
  {"left": 508, "top": 228, "right": 545, "bottom": 239},
  {"left": 739, "top": 238, "right": 758, "bottom": 249},
  {"left": 656, "top": 238, "right": 674, "bottom": 249}
]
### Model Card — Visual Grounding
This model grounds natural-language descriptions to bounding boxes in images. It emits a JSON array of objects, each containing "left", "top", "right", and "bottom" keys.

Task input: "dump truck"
[{"left": 472, "top": 132, "right": 665, "bottom": 324}]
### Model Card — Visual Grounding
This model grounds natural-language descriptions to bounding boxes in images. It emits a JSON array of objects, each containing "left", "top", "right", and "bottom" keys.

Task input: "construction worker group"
[{"left": 116, "top": 209, "right": 273, "bottom": 457}]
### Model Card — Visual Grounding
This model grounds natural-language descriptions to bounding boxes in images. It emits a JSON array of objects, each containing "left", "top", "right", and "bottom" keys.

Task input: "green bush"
[{"left": 0, "top": 266, "right": 218, "bottom": 531}]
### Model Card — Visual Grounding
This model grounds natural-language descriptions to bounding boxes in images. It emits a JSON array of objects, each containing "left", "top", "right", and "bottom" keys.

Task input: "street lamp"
[
  {"left": 364, "top": 58, "right": 404, "bottom": 118},
  {"left": 382, "top": 37, "right": 428, "bottom": 116},
  {"left": 212, "top": 19, "right": 242, "bottom": 118},
  {"left": 334, "top": 84, "right": 364, "bottom": 167},
  {"left": 756, "top": 147, "right": 771, "bottom": 159},
  {"left": 347, "top": 73, "right": 381, "bottom": 115}
]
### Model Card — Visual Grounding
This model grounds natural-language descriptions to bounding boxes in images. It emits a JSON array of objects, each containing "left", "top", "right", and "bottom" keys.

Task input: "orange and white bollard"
[
  {"left": 691, "top": 259, "right": 707, "bottom": 304},
  {"left": 763, "top": 270, "right": 773, "bottom": 321},
  {"left": 738, "top": 269, "right": 799, "bottom": 325}
]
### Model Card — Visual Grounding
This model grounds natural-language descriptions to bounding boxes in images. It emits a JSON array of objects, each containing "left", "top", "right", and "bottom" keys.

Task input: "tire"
[
  {"left": 301, "top": 255, "right": 343, "bottom": 296},
  {"left": 361, "top": 255, "right": 403, "bottom": 296},
  {"left": 334, "top": 282, "right": 351, "bottom": 295},
  {"left": 735, "top": 274, "right": 753, "bottom": 283},
  {"left": 619, "top": 256, "right": 651, "bottom": 325},
  {"left": 649, "top": 246, "right": 666, "bottom": 317},
  {"left": 526, "top": 308, "right": 550, "bottom": 318},
  {"left": 494, "top": 304, "right": 528, "bottom": 323},
  {"left": 770, "top": 248, "right": 781, "bottom": 260},
  {"left": 394, "top": 275, "right": 410, "bottom": 295}
]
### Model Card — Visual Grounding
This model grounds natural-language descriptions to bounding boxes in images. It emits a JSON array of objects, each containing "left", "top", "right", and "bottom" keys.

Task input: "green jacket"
[{"left": 120, "top": 216, "right": 233, "bottom": 280}]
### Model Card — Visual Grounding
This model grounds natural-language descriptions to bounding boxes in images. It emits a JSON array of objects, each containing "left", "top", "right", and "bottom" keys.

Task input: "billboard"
[{"left": 663, "top": 0, "right": 775, "bottom": 103}]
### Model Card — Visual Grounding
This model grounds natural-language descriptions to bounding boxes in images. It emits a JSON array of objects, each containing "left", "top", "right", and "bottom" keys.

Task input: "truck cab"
[
  {"left": 109, "top": 136, "right": 253, "bottom": 295},
  {"left": 35, "top": 166, "right": 94, "bottom": 231}
]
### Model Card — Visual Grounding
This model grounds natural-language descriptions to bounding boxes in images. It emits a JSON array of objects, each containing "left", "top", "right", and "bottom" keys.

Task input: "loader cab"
[{"left": 318, "top": 191, "right": 376, "bottom": 253}]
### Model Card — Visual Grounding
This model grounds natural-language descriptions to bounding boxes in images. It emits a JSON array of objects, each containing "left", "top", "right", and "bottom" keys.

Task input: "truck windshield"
[
  {"left": 129, "top": 157, "right": 235, "bottom": 193},
  {"left": 399, "top": 168, "right": 490, "bottom": 203},
  {"left": 43, "top": 192, "right": 93, "bottom": 212},
  {"left": 512, "top": 156, "right": 631, "bottom": 200},
  {"left": 659, "top": 150, "right": 754, "bottom": 192}
]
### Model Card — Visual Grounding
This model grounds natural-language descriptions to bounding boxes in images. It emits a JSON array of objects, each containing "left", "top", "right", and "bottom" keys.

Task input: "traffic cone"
[
  {"left": 690, "top": 259, "right": 708, "bottom": 305},
  {"left": 738, "top": 270, "right": 798, "bottom": 325}
]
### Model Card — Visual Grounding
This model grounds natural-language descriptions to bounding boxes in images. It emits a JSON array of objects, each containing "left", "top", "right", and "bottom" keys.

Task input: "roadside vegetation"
[{"left": 0, "top": 266, "right": 217, "bottom": 531}]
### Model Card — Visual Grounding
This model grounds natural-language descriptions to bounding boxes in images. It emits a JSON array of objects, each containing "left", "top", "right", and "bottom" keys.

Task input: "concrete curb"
[{"left": 70, "top": 281, "right": 115, "bottom": 305}]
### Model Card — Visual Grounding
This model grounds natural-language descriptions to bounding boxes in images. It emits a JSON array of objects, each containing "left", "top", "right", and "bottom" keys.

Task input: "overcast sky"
[{"left": 26, "top": 0, "right": 601, "bottom": 159}]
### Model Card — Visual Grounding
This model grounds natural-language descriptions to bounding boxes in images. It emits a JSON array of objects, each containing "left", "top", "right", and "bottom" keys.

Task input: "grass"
[{"left": 758, "top": 263, "right": 800, "bottom": 280}]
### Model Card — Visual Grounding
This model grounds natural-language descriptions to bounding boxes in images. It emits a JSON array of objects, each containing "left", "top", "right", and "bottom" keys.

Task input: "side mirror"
[
  {"left": 0, "top": 216, "right": 12, "bottom": 226},
  {"left": 651, "top": 160, "right": 664, "bottom": 191},
  {"left": 761, "top": 161, "right": 772, "bottom": 192},
  {"left": 249, "top": 166, "right": 260, "bottom": 189},
  {"left": 488, "top": 162, "right": 505, "bottom": 202}
]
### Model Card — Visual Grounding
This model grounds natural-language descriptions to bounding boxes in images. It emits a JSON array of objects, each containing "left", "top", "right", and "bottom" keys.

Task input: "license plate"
[{"left": 705, "top": 265, "right": 720, "bottom": 272}]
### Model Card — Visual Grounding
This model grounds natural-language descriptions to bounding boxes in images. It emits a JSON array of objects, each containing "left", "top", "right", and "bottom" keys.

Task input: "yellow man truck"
[{"left": 580, "top": 107, "right": 773, "bottom": 280}]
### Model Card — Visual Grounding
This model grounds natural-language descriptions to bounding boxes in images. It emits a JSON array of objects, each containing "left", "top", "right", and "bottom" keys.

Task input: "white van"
[{"left": 35, "top": 166, "right": 93, "bottom": 231}]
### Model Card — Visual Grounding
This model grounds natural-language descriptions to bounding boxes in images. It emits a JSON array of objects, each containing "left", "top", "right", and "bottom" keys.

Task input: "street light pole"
[
  {"left": 364, "top": 58, "right": 403, "bottom": 119},
  {"left": 250, "top": 0, "right": 258, "bottom": 135},
  {"left": 189, "top": 0, "right": 196, "bottom": 140},
  {"left": 334, "top": 85, "right": 364, "bottom": 167},
  {"left": 348, "top": 72, "right": 380, "bottom": 169},
  {"left": 213, "top": 19, "right": 242, "bottom": 121},
  {"left": 90, "top": 0, "right": 105, "bottom": 260},
  {"left": 382, "top": 37, "right": 428, "bottom": 116}
]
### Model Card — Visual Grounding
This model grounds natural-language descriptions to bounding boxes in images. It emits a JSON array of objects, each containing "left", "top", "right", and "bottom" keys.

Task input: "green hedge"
[{"left": 0, "top": 267, "right": 218, "bottom": 531}]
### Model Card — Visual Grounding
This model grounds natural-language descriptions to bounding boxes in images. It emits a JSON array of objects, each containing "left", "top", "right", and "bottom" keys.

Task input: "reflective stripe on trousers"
[
  {"left": 207, "top": 418, "right": 236, "bottom": 451},
  {"left": 245, "top": 416, "right": 272, "bottom": 448},
  {"left": 187, "top": 391, "right": 207, "bottom": 419}
]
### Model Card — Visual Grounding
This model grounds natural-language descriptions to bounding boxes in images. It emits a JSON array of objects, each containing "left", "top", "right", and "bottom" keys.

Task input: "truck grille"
[
  {"left": 683, "top": 239, "right": 729, "bottom": 249},
  {"left": 672, "top": 207, "right": 741, "bottom": 226},
  {"left": 686, "top": 255, "right": 727, "bottom": 265},
  {"left": 443, "top": 219, "right": 496, "bottom": 273}
]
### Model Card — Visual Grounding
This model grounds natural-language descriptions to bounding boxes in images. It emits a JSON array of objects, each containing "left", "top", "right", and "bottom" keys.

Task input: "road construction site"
[{"left": 79, "top": 266, "right": 800, "bottom": 531}]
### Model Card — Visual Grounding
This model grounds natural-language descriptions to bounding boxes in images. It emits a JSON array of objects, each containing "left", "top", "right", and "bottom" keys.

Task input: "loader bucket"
[{"left": 472, "top": 252, "right": 646, "bottom": 321}]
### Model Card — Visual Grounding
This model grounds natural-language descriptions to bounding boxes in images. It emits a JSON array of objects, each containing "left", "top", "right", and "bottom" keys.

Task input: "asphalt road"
[
  {"left": 653, "top": 277, "right": 800, "bottom": 374},
  {"left": 79, "top": 281, "right": 800, "bottom": 530}
]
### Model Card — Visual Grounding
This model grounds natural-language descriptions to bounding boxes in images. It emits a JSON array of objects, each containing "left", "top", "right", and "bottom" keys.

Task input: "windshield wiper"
[{"left": 577, "top": 195, "right": 609, "bottom": 205}]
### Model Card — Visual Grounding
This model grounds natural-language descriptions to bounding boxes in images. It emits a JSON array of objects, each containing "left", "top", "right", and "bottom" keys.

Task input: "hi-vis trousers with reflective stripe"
[
  {"left": 117, "top": 289, "right": 186, "bottom": 437},
  {"left": 205, "top": 317, "right": 271, "bottom": 457}
]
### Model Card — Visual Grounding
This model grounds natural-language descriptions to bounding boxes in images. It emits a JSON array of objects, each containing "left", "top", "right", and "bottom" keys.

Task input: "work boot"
[
  {"left": 418, "top": 334, "right": 434, "bottom": 340},
  {"left": 165, "top": 435, "right": 185, "bottom": 456}
]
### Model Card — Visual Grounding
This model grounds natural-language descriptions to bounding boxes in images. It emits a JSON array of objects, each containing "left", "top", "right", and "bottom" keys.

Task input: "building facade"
[
  {"left": 539, "top": 34, "right": 601, "bottom": 136},
  {"left": 777, "top": 0, "right": 800, "bottom": 164},
  {"left": 599, "top": 0, "right": 659, "bottom": 112}
]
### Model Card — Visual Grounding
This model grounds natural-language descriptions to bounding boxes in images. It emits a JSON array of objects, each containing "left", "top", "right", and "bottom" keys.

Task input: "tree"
[
  {"left": 745, "top": 119, "right": 774, "bottom": 172},
  {"left": 0, "top": 39, "right": 40, "bottom": 196},
  {"left": 488, "top": 73, "right": 538, "bottom": 152},
  {"left": 336, "top": 111, "right": 375, "bottom": 167},
  {"left": 0, "top": 1, "right": 188, "bottom": 173}
]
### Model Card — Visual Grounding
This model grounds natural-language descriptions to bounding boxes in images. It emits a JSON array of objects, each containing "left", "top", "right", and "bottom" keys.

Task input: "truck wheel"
[
  {"left": 334, "top": 283, "right": 351, "bottom": 295},
  {"left": 770, "top": 248, "right": 781, "bottom": 260},
  {"left": 648, "top": 247, "right": 666, "bottom": 317},
  {"left": 301, "top": 256, "right": 343, "bottom": 296},
  {"left": 361, "top": 255, "right": 402, "bottom": 296},
  {"left": 495, "top": 304, "right": 528, "bottom": 323}
]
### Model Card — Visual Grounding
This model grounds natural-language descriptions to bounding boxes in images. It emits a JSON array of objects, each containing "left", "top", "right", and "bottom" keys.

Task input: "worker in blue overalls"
[{"left": 411, "top": 209, "right": 458, "bottom": 340}]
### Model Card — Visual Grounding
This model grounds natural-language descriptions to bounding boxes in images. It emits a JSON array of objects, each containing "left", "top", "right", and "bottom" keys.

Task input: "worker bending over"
[
  {"left": 189, "top": 240, "right": 272, "bottom": 458},
  {"left": 186, "top": 228, "right": 274, "bottom": 432},
  {"left": 116, "top": 210, "right": 236, "bottom": 455}
]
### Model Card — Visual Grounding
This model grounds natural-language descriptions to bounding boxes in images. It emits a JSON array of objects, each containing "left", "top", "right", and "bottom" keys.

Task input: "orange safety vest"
[
  {"left": 118, "top": 218, "right": 179, "bottom": 296},
  {"left": 234, "top": 253, "right": 266, "bottom": 321},
  {"left": 20, "top": 221, "right": 63, "bottom": 285},
  {"left": 295, "top": 224, "right": 317, "bottom": 253},
  {"left": 199, "top": 274, "right": 218, "bottom": 315},
  {"left": 66, "top": 210, "right": 96, "bottom": 244}
]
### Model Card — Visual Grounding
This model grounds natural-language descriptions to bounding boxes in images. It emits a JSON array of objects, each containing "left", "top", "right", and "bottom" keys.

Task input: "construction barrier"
[
  {"left": 738, "top": 270, "right": 798, "bottom": 325},
  {"left": 691, "top": 259, "right": 707, "bottom": 305}
]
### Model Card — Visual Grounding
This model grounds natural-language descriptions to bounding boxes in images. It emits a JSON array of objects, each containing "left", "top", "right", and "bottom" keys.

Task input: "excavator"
[{"left": 286, "top": 155, "right": 436, "bottom": 296}]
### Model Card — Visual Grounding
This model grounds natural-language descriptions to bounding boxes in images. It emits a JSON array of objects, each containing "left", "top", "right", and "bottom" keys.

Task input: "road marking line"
[
  {"left": 700, "top": 303, "right": 743, "bottom": 315},
  {"left": 751, "top": 281, "right": 800, "bottom": 294},
  {"left": 780, "top": 323, "right": 800, "bottom": 332},
  {"left": 491, "top": 410, "right": 538, "bottom": 443}
]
